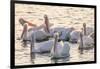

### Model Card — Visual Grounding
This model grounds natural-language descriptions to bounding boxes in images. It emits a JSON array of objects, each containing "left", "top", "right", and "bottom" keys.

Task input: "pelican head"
[
  {"left": 83, "top": 23, "right": 86, "bottom": 28},
  {"left": 19, "top": 18, "right": 27, "bottom": 26},
  {"left": 44, "top": 14, "right": 48, "bottom": 18},
  {"left": 54, "top": 32, "right": 59, "bottom": 41}
]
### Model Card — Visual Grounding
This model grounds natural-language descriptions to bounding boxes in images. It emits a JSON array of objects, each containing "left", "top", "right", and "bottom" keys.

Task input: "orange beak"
[{"left": 25, "top": 20, "right": 37, "bottom": 27}]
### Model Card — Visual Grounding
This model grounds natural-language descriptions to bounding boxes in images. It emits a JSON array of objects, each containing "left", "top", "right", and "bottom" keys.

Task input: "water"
[{"left": 15, "top": 4, "right": 95, "bottom": 65}]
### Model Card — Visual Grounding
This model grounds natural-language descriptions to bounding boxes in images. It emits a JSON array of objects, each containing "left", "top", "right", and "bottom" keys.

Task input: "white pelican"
[
  {"left": 50, "top": 32, "right": 70, "bottom": 58},
  {"left": 31, "top": 33, "right": 54, "bottom": 53},
  {"left": 69, "top": 23, "right": 94, "bottom": 43},
  {"left": 19, "top": 16, "right": 53, "bottom": 42},
  {"left": 20, "top": 23, "right": 51, "bottom": 42},
  {"left": 78, "top": 23, "right": 94, "bottom": 52}
]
